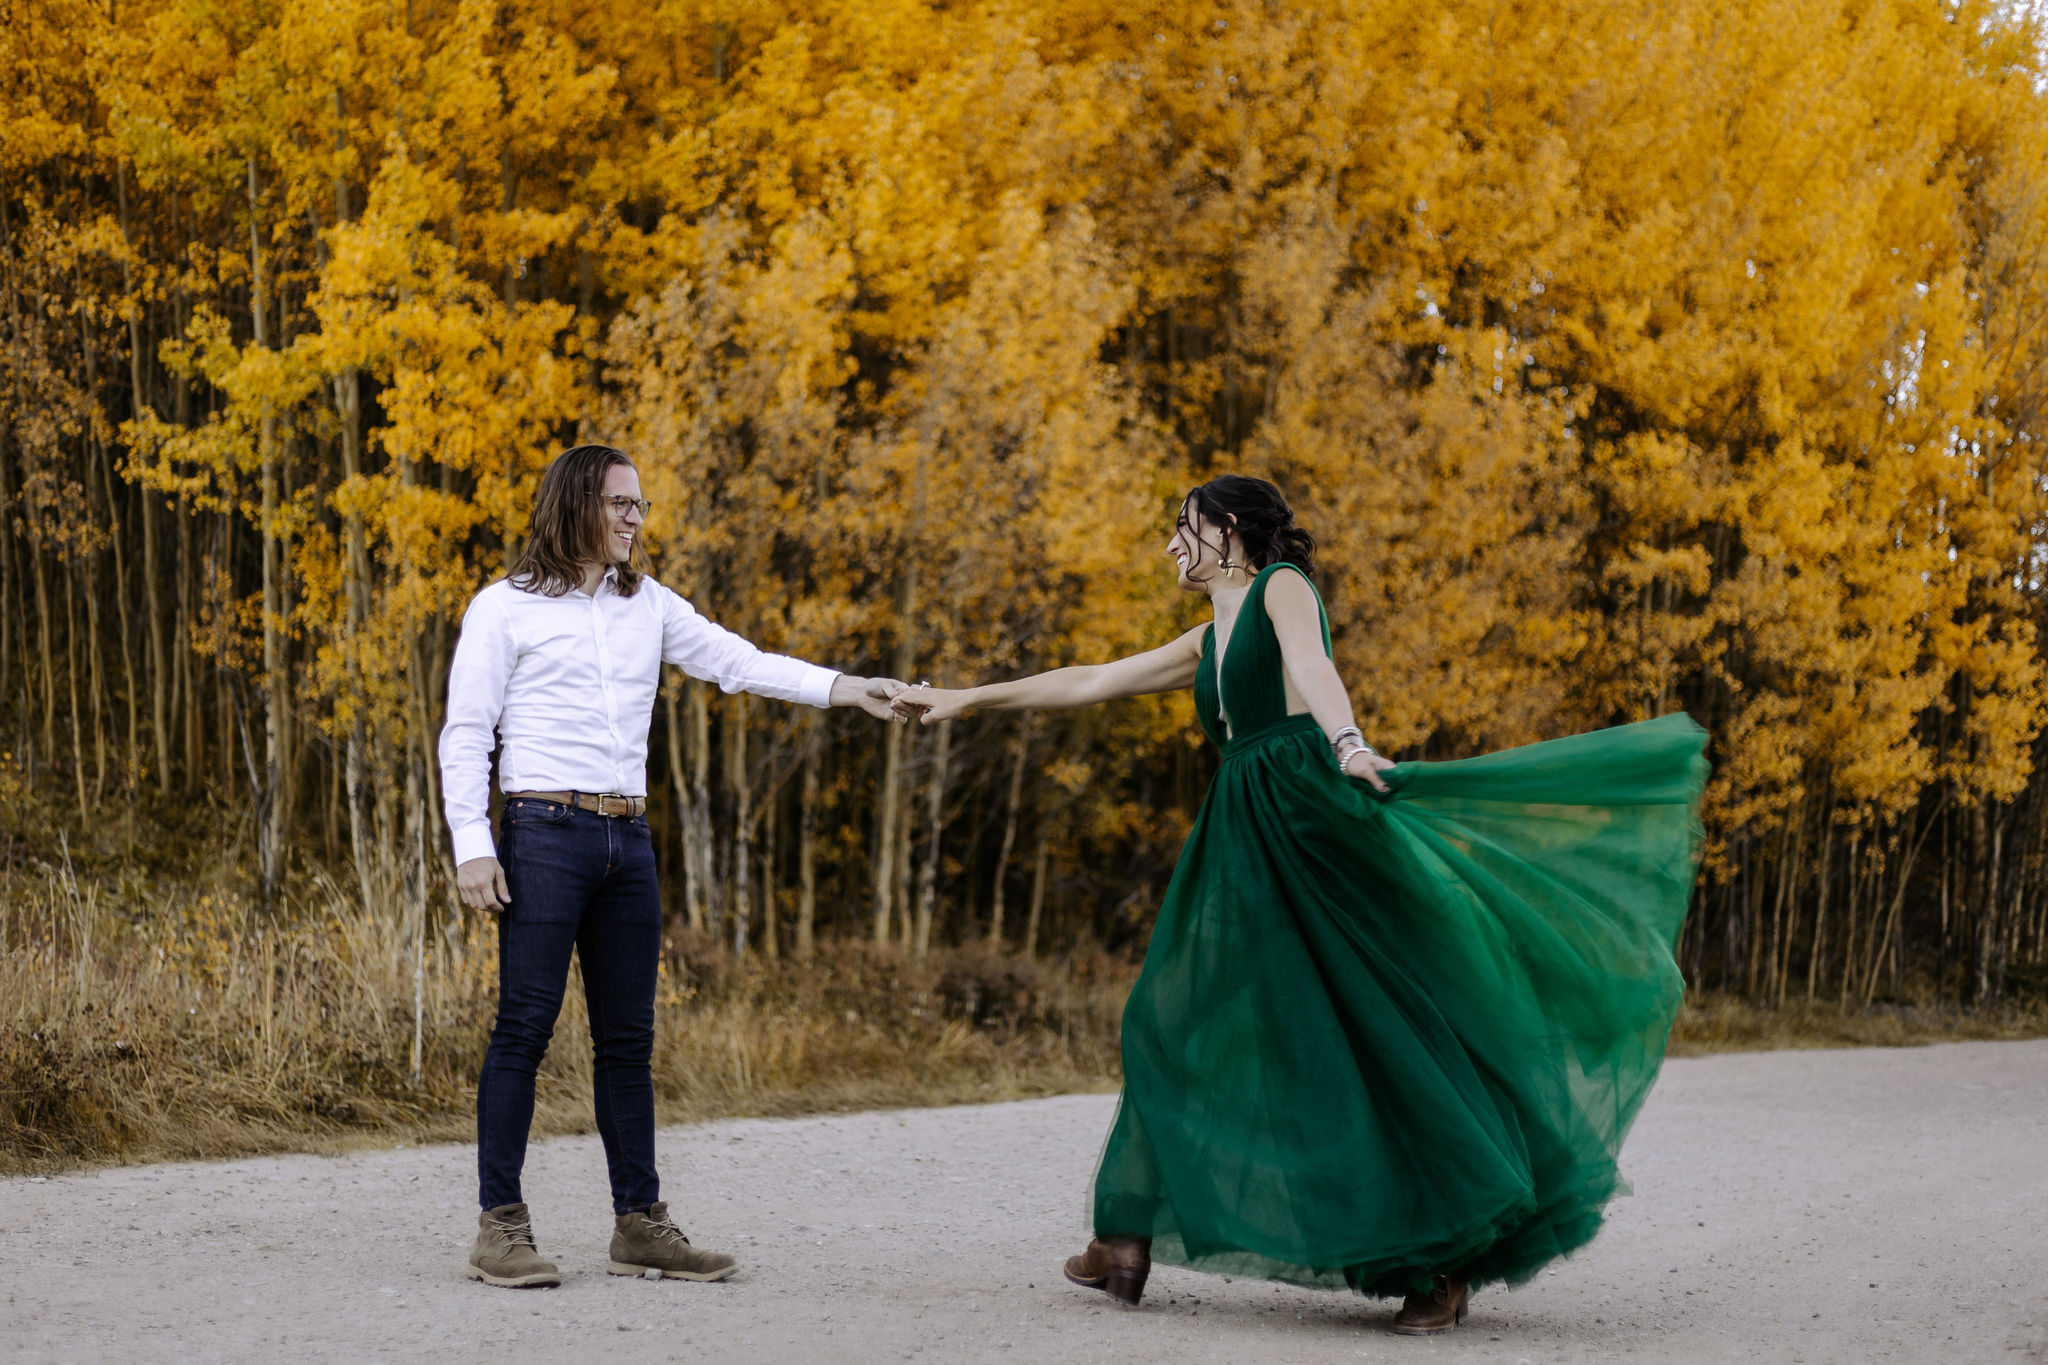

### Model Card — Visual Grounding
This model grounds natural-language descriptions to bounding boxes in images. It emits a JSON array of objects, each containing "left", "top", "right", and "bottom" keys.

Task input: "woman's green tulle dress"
[{"left": 1091, "top": 563, "right": 1709, "bottom": 1297}]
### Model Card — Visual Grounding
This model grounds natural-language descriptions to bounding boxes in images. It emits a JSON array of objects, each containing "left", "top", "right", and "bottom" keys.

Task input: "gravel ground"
[{"left": 3, "top": 1040, "right": 2044, "bottom": 1365}]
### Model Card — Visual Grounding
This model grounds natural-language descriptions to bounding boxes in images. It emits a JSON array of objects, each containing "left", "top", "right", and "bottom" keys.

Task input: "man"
[{"left": 440, "top": 443, "right": 904, "bottom": 1288}]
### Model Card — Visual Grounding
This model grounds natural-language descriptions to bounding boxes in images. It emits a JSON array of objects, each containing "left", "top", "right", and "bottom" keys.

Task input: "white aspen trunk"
[
  {"left": 409, "top": 745, "right": 426, "bottom": 1088},
  {"left": 71, "top": 313, "right": 109, "bottom": 801},
  {"left": 797, "top": 718, "right": 819, "bottom": 961},
  {"left": 324, "top": 736, "right": 341, "bottom": 865},
  {"left": 1773, "top": 811, "right": 1804, "bottom": 1007},
  {"left": 374, "top": 730, "right": 399, "bottom": 909},
  {"left": 412, "top": 633, "right": 453, "bottom": 886},
  {"left": 64, "top": 564, "right": 87, "bottom": 818},
  {"left": 690, "top": 685, "right": 712, "bottom": 934},
  {"left": 100, "top": 445, "right": 137, "bottom": 793},
  {"left": 663, "top": 686, "right": 702, "bottom": 928},
  {"left": 872, "top": 563, "right": 920, "bottom": 943},
  {"left": 32, "top": 512, "right": 54, "bottom": 765},
  {"left": 874, "top": 721, "right": 905, "bottom": 943},
  {"left": 894, "top": 745, "right": 915, "bottom": 947},
  {"left": 141, "top": 481, "right": 169, "bottom": 792},
  {"left": 988, "top": 729, "right": 1028, "bottom": 946},
  {"left": 729, "top": 694, "right": 752, "bottom": 956},
  {"left": 1807, "top": 799, "right": 1835, "bottom": 1004},
  {"left": 214, "top": 515, "right": 232, "bottom": 796},
  {"left": 761, "top": 786, "right": 779, "bottom": 961},
  {"left": 1023, "top": 829, "right": 1049, "bottom": 961},
  {"left": 0, "top": 428, "right": 15, "bottom": 763},
  {"left": 332, "top": 238, "right": 370, "bottom": 906},
  {"left": 83, "top": 546, "right": 108, "bottom": 800},
  {"left": 912, "top": 718, "right": 952, "bottom": 960},
  {"left": 176, "top": 502, "right": 198, "bottom": 786},
  {"left": 1974, "top": 807, "right": 2003, "bottom": 1003},
  {"left": 114, "top": 167, "right": 156, "bottom": 790},
  {"left": 346, "top": 727, "right": 372, "bottom": 909},
  {"left": 248, "top": 159, "right": 287, "bottom": 909},
  {"left": 330, "top": 94, "right": 366, "bottom": 643},
  {"left": 1838, "top": 836, "right": 1861, "bottom": 1006}
]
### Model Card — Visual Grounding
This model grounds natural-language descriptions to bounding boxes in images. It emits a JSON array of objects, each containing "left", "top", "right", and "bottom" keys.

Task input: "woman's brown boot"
[
  {"left": 1391, "top": 1273, "right": 1471, "bottom": 1335},
  {"left": 1062, "top": 1236, "right": 1152, "bottom": 1306}
]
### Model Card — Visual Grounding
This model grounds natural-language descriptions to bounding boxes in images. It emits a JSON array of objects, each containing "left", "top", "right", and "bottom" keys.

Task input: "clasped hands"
[
  {"left": 828, "top": 673, "right": 916, "bottom": 721},
  {"left": 890, "top": 682, "right": 971, "bottom": 725}
]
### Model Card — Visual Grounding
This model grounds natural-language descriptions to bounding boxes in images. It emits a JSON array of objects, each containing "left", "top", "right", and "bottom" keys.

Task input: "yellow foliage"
[{"left": 6, "top": 0, "right": 2048, "bottom": 1000}]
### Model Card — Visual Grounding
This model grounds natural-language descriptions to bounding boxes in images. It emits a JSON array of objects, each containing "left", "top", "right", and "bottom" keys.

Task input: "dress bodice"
[{"left": 1193, "top": 563, "right": 1333, "bottom": 747}]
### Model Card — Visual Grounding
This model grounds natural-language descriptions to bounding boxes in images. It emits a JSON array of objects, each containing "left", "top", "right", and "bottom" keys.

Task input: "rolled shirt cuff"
[
  {"left": 450, "top": 822, "right": 499, "bottom": 867},
  {"left": 798, "top": 665, "right": 841, "bottom": 709}
]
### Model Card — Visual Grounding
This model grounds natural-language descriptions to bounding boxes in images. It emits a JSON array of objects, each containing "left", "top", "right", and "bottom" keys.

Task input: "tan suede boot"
[
  {"left": 607, "top": 1202, "right": 738, "bottom": 1282},
  {"left": 1391, "top": 1273, "right": 1471, "bottom": 1334},
  {"left": 465, "top": 1203, "right": 561, "bottom": 1288}
]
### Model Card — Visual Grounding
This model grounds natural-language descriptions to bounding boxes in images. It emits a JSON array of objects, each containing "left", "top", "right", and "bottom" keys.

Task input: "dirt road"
[{"left": 4, "top": 1041, "right": 2044, "bottom": 1364}]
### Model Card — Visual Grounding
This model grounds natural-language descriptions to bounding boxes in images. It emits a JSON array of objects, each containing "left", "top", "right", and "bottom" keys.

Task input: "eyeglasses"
[{"left": 601, "top": 496, "right": 653, "bottom": 517}]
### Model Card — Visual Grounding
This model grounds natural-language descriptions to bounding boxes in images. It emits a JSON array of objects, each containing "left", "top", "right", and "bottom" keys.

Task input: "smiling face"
[
  {"left": 600, "top": 463, "right": 644, "bottom": 566},
  {"left": 1165, "top": 495, "right": 1232, "bottom": 594}
]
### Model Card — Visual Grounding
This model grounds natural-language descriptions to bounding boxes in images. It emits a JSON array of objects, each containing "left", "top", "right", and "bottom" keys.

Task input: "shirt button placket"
[{"left": 592, "top": 590, "right": 626, "bottom": 795}]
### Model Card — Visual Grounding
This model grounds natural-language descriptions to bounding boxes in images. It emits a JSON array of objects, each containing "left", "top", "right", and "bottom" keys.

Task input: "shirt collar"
[{"left": 573, "top": 565, "right": 620, "bottom": 599}]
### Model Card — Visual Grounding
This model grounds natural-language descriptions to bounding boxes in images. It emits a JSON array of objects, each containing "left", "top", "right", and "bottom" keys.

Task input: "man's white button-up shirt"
[{"left": 438, "top": 570, "right": 837, "bottom": 865}]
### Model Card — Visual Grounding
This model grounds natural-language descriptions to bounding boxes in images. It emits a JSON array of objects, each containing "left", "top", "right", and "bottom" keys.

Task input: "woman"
[{"left": 897, "top": 475, "right": 1706, "bottom": 1334}]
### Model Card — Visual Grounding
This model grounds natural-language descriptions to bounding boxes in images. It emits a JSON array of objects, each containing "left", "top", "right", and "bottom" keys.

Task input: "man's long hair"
[{"left": 508, "top": 445, "right": 644, "bottom": 597}]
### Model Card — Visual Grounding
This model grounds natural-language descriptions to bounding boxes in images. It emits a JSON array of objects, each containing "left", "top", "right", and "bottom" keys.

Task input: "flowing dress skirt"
[{"left": 1092, "top": 710, "right": 1709, "bottom": 1297}]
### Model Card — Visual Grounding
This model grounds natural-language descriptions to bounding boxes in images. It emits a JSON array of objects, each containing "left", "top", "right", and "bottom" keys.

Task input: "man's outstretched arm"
[{"left": 659, "top": 583, "right": 906, "bottom": 717}]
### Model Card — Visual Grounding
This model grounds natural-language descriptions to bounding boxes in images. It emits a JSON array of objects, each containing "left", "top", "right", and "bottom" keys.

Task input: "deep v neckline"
[{"left": 1210, "top": 589, "right": 1250, "bottom": 740}]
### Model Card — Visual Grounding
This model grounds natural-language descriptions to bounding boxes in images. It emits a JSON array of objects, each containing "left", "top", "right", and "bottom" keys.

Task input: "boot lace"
[
  {"left": 643, "top": 1209, "right": 692, "bottom": 1249},
  {"left": 486, "top": 1212, "right": 538, "bottom": 1250}
]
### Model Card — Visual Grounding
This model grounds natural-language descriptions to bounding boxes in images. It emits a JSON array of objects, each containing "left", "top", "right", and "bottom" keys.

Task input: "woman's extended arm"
[
  {"left": 899, "top": 626, "right": 1209, "bottom": 723},
  {"left": 1265, "top": 569, "right": 1394, "bottom": 792}
]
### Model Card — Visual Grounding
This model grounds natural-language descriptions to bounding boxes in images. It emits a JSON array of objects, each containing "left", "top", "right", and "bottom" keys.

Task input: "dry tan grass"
[
  {"left": 9, "top": 842, "right": 2046, "bottom": 1177},
  {"left": 1667, "top": 991, "right": 2048, "bottom": 1055},
  {"left": 0, "top": 856, "right": 1129, "bottom": 1175}
]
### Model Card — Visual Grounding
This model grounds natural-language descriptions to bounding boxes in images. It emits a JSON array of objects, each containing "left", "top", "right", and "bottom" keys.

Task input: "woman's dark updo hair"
[{"left": 1185, "top": 474, "right": 1316, "bottom": 577}]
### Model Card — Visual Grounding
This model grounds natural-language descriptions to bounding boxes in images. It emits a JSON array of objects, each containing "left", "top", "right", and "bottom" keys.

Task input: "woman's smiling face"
[{"left": 1166, "top": 495, "right": 1229, "bottom": 592}]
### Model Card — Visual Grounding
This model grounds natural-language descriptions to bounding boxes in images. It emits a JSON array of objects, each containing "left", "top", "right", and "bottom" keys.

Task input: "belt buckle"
[{"left": 597, "top": 793, "right": 627, "bottom": 817}]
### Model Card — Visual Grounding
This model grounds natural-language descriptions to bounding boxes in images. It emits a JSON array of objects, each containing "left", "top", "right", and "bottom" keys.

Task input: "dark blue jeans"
[{"left": 477, "top": 797, "right": 661, "bottom": 1214}]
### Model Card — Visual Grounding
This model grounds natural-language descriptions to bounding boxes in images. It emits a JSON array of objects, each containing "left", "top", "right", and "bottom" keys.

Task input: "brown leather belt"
[{"left": 504, "top": 790, "right": 647, "bottom": 818}]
